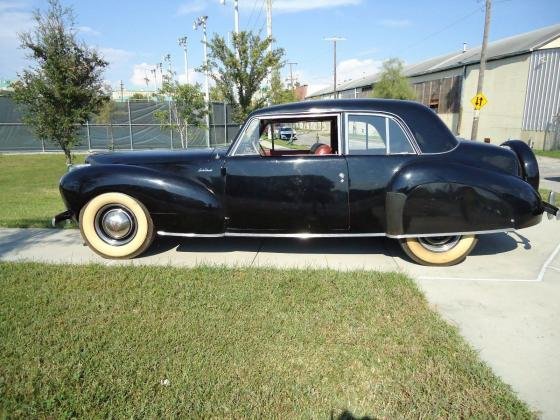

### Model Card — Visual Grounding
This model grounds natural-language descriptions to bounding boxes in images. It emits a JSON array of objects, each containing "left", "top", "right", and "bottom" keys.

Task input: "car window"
[
  {"left": 232, "top": 116, "right": 338, "bottom": 157},
  {"left": 347, "top": 114, "right": 414, "bottom": 155},
  {"left": 233, "top": 118, "right": 261, "bottom": 156}
]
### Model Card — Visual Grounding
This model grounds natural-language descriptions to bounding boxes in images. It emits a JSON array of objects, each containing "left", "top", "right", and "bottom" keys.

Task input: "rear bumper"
[
  {"left": 543, "top": 191, "right": 559, "bottom": 220},
  {"left": 52, "top": 210, "right": 74, "bottom": 227}
]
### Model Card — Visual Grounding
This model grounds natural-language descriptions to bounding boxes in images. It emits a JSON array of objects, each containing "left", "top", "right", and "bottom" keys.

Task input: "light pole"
[
  {"left": 220, "top": 0, "right": 239, "bottom": 35},
  {"left": 150, "top": 68, "right": 157, "bottom": 91},
  {"left": 177, "top": 36, "right": 189, "bottom": 84},
  {"left": 324, "top": 37, "right": 345, "bottom": 99},
  {"left": 194, "top": 15, "right": 210, "bottom": 147}
]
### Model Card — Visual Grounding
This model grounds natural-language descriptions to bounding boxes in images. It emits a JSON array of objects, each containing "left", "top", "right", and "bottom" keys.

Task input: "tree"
[
  {"left": 371, "top": 58, "right": 416, "bottom": 100},
  {"left": 266, "top": 69, "right": 297, "bottom": 105},
  {"left": 154, "top": 71, "right": 207, "bottom": 149},
  {"left": 202, "top": 31, "right": 284, "bottom": 121},
  {"left": 130, "top": 92, "right": 148, "bottom": 100},
  {"left": 11, "top": 0, "right": 108, "bottom": 164}
]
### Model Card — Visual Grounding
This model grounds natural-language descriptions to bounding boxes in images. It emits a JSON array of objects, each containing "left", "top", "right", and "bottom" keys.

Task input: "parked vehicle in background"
[
  {"left": 276, "top": 126, "right": 297, "bottom": 141},
  {"left": 54, "top": 99, "right": 558, "bottom": 266}
]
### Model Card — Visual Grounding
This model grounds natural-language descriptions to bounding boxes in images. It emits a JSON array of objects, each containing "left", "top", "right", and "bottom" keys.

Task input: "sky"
[{"left": 1, "top": 0, "right": 559, "bottom": 95}]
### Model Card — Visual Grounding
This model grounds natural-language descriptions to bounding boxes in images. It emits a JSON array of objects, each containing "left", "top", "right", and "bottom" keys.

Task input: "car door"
[{"left": 224, "top": 116, "right": 349, "bottom": 233}]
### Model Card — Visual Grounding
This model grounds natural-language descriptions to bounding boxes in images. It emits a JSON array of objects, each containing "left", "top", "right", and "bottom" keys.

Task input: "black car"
[{"left": 55, "top": 99, "right": 558, "bottom": 266}]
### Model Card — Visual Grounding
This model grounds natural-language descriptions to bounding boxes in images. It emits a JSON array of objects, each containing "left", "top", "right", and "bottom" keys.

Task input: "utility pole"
[
  {"left": 178, "top": 36, "right": 189, "bottom": 84},
  {"left": 220, "top": 0, "right": 239, "bottom": 34},
  {"left": 287, "top": 61, "right": 298, "bottom": 90},
  {"left": 325, "top": 37, "right": 345, "bottom": 99},
  {"left": 266, "top": 0, "right": 273, "bottom": 105},
  {"left": 119, "top": 80, "right": 124, "bottom": 101},
  {"left": 470, "top": 0, "right": 492, "bottom": 140},
  {"left": 194, "top": 15, "right": 210, "bottom": 147}
]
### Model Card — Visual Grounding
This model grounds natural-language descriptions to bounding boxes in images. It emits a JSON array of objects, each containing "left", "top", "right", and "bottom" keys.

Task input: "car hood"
[{"left": 85, "top": 147, "right": 228, "bottom": 166}]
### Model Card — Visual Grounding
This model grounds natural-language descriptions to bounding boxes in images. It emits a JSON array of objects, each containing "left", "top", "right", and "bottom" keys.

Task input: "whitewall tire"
[
  {"left": 399, "top": 234, "right": 478, "bottom": 266},
  {"left": 79, "top": 192, "right": 154, "bottom": 259}
]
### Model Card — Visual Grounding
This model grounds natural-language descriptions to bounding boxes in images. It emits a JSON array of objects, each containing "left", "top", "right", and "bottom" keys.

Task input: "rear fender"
[
  {"left": 501, "top": 140, "right": 539, "bottom": 190},
  {"left": 59, "top": 164, "right": 223, "bottom": 233},
  {"left": 386, "top": 161, "right": 542, "bottom": 236}
]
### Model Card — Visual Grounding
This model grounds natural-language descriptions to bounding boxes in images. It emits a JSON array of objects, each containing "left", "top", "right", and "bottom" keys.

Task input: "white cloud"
[
  {"left": 270, "top": 0, "right": 361, "bottom": 13},
  {"left": 99, "top": 47, "right": 135, "bottom": 65},
  {"left": 337, "top": 58, "right": 381, "bottom": 82},
  {"left": 379, "top": 18, "right": 411, "bottom": 28},
  {"left": 0, "top": 2, "right": 33, "bottom": 77},
  {"left": 76, "top": 25, "right": 101, "bottom": 36},
  {"left": 130, "top": 63, "right": 159, "bottom": 88},
  {"left": 176, "top": 0, "right": 207, "bottom": 16}
]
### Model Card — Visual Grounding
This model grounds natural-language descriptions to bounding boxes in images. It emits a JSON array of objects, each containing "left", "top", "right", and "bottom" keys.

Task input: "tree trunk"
[{"left": 63, "top": 146, "right": 72, "bottom": 165}]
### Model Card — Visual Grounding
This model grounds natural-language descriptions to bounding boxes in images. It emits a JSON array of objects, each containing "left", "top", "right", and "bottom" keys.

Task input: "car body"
[
  {"left": 277, "top": 126, "right": 297, "bottom": 140},
  {"left": 55, "top": 99, "right": 558, "bottom": 265}
]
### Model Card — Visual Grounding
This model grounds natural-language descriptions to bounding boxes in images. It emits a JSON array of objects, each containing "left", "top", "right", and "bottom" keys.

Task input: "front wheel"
[
  {"left": 399, "top": 235, "right": 478, "bottom": 266},
  {"left": 79, "top": 192, "right": 155, "bottom": 259}
]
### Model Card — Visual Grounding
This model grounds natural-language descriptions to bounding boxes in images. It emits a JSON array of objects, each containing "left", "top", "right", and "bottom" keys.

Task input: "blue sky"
[{"left": 1, "top": 0, "right": 559, "bottom": 95}]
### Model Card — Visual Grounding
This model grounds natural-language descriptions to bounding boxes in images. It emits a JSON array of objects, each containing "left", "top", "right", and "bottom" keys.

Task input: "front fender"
[
  {"left": 59, "top": 164, "right": 224, "bottom": 233},
  {"left": 386, "top": 161, "right": 542, "bottom": 236}
]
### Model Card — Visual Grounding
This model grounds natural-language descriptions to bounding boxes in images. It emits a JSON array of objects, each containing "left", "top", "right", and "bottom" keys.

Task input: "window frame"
[
  {"left": 343, "top": 112, "right": 420, "bottom": 156},
  {"left": 228, "top": 112, "right": 343, "bottom": 157}
]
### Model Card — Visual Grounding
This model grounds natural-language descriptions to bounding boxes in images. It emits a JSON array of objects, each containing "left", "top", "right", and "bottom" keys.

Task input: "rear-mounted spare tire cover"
[{"left": 501, "top": 140, "right": 539, "bottom": 190}]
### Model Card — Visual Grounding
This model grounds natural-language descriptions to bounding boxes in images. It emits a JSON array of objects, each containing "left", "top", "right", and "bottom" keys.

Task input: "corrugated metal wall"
[{"left": 522, "top": 48, "right": 560, "bottom": 131}]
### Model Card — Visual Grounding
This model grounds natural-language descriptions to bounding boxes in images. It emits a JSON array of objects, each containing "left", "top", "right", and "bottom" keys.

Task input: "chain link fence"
[
  {"left": 0, "top": 97, "right": 241, "bottom": 152},
  {"left": 544, "top": 115, "right": 560, "bottom": 151}
]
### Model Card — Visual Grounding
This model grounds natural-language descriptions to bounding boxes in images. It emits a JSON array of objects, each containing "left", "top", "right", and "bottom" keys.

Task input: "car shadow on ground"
[{"left": 141, "top": 232, "right": 530, "bottom": 260}]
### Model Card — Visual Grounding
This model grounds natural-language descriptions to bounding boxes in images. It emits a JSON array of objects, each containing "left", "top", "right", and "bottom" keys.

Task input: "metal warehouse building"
[{"left": 307, "top": 24, "right": 560, "bottom": 149}]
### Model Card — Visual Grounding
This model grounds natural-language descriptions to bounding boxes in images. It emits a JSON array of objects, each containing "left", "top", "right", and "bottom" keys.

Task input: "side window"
[
  {"left": 232, "top": 118, "right": 261, "bottom": 156},
  {"left": 232, "top": 116, "right": 338, "bottom": 157},
  {"left": 347, "top": 114, "right": 414, "bottom": 155}
]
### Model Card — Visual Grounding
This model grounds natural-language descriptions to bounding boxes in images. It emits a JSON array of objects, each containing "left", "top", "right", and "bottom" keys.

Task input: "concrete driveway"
[
  {"left": 538, "top": 155, "right": 560, "bottom": 193},
  {"left": 1, "top": 219, "right": 559, "bottom": 418}
]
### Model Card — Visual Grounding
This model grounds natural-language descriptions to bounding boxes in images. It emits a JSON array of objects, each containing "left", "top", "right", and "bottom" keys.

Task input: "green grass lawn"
[
  {"left": 0, "top": 154, "right": 85, "bottom": 228},
  {"left": 0, "top": 263, "right": 532, "bottom": 418},
  {"left": 534, "top": 149, "right": 560, "bottom": 159}
]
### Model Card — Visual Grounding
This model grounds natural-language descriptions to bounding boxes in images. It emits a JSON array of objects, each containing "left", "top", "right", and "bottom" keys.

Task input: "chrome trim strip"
[
  {"left": 157, "top": 231, "right": 226, "bottom": 238},
  {"left": 157, "top": 228, "right": 514, "bottom": 239}
]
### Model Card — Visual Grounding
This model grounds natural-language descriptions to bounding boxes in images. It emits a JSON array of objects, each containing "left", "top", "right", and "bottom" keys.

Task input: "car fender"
[
  {"left": 59, "top": 164, "right": 224, "bottom": 233},
  {"left": 385, "top": 160, "right": 542, "bottom": 236}
]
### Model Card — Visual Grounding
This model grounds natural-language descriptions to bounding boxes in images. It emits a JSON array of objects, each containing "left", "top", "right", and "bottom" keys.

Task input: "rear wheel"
[
  {"left": 399, "top": 234, "right": 478, "bottom": 266},
  {"left": 79, "top": 192, "right": 154, "bottom": 259}
]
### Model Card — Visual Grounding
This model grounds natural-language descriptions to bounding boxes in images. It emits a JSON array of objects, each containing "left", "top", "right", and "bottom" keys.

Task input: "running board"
[{"left": 157, "top": 228, "right": 514, "bottom": 240}]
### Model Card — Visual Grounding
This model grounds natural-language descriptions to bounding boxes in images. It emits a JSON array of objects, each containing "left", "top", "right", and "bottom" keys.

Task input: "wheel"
[
  {"left": 399, "top": 235, "right": 478, "bottom": 266},
  {"left": 79, "top": 192, "right": 155, "bottom": 259}
]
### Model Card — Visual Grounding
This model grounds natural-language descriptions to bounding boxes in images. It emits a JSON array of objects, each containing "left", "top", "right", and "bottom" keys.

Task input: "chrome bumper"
[
  {"left": 52, "top": 210, "right": 73, "bottom": 227},
  {"left": 544, "top": 191, "right": 559, "bottom": 220}
]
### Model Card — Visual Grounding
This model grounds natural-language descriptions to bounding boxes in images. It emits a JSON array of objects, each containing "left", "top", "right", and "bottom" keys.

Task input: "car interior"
[{"left": 256, "top": 116, "right": 338, "bottom": 157}]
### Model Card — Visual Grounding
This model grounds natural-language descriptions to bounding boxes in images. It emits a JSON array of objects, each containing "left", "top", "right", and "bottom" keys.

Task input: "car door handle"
[{"left": 221, "top": 167, "right": 227, "bottom": 176}]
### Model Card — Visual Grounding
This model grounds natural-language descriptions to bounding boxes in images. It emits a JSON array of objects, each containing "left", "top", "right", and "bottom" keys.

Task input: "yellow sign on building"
[{"left": 471, "top": 93, "right": 488, "bottom": 110}]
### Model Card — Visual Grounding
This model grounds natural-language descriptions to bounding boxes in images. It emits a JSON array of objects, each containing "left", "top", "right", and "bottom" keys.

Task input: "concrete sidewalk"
[{"left": 1, "top": 220, "right": 559, "bottom": 418}]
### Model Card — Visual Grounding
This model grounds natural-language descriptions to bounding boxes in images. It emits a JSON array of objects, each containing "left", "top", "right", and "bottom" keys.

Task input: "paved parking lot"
[{"left": 1, "top": 218, "right": 559, "bottom": 418}]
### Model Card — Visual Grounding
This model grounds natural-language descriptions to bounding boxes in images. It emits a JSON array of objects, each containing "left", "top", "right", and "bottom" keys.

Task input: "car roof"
[
  {"left": 249, "top": 99, "right": 458, "bottom": 154},
  {"left": 250, "top": 99, "right": 425, "bottom": 117}
]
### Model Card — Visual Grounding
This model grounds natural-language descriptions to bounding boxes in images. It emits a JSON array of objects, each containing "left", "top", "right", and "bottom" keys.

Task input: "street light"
[
  {"left": 324, "top": 36, "right": 345, "bottom": 99},
  {"left": 220, "top": 0, "right": 239, "bottom": 35},
  {"left": 194, "top": 15, "right": 210, "bottom": 147},
  {"left": 177, "top": 36, "right": 189, "bottom": 84}
]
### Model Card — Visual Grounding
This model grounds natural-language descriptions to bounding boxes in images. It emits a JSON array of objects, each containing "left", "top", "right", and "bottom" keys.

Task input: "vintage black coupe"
[{"left": 55, "top": 99, "right": 558, "bottom": 266}]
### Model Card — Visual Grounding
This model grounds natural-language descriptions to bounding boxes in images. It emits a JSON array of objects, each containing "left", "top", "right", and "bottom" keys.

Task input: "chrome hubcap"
[
  {"left": 94, "top": 205, "right": 137, "bottom": 246},
  {"left": 418, "top": 235, "right": 461, "bottom": 253}
]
